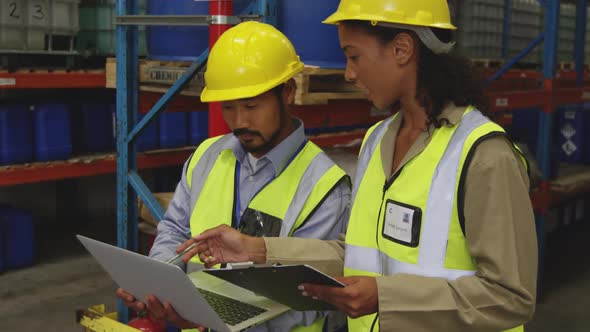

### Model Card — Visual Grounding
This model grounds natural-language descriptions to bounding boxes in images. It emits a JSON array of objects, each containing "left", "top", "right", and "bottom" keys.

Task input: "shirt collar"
[
  {"left": 382, "top": 103, "right": 469, "bottom": 175},
  {"left": 439, "top": 102, "right": 465, "bottom": 127},
  {"left": 228, "top": 118, "right": 307, "bottom": 175}
]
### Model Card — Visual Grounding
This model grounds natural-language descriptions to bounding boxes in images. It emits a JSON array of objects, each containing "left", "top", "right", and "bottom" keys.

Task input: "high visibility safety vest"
[
  {"left": 184, "top": 134, "right": 349, "bottom": 332},
  {"left": 344, "top": 107, "right": 526, "bottom": 332}
]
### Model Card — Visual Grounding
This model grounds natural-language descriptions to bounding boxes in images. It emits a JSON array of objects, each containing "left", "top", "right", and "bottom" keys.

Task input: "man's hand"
[
  {"left": 180, "top": 224, "right": 267, "bottom": 267},
  {"left": 145, "top": 295, "right": 206, "bottom": 331},
  {"left": 116, "top": 288, "right": 146, "bottom": 312},
  {"left": 299, "top": 276, "right": 379, "bottom": 318}
]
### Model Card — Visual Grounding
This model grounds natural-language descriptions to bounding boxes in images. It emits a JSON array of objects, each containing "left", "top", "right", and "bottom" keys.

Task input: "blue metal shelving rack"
[
  {"left": 113, "top": 0, "right": 273, "bottom": 322},
  {"left": 489, "top": 0, "right": 588, "bottom": 294}
]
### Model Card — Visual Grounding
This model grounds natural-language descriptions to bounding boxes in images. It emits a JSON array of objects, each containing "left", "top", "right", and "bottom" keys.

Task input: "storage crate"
[
  {"left": 557, "top": 105, "right": 585, "bottom": 163},
  {"left": 456, "top": 0, "right": 505, "bottom": 59},
  {"left": 78, "top": 0, "right": 147, "bottom": 56},
  {"left": 51, "top": 0, "right": 79, "bottom": 35},
  {"left": 509, "top": 0, "right": 542, "bottom": 64},
  {"left": 0, "top": 0, "right": 79, "bottom": 52},
  {"left": 0, "top": 206, "right": 35, "bottom": 270},
  {"left": 0, "top": 105, "right": 33, "bottom": 165},
  {"left": 1, "top": 0, "right": 44, "bottom": 50},
  {"left": 33, "top": 103, "right": 72, "bottom": 161},
  {"left": 557, "top": 3, "right": 576, "bottom": 63}
]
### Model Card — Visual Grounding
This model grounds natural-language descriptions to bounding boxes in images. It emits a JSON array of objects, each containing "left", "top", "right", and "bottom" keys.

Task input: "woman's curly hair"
[{"left": 342, "top": 21, "right": 490, "bottom": 129}]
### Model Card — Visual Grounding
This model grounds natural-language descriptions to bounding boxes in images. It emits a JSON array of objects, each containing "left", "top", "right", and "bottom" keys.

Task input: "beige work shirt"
[{"left": 264, "top": 104, "right": 537, "bottom": 331}]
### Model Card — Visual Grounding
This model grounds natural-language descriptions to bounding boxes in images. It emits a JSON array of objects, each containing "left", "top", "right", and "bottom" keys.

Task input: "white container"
[
  {"left": 456, "top": 0, "right": 505, "bottom": 59},
  {"left": 557, "top": 3, "right": 576, "bottom": 62},
  {"left": 50, "top": 0, "right": 78, "bottom": 35},
  {"left": 1, "top": 1, "right": 30, "bottom": 50},
  {"left": 0, "top": 0, "right": 79, "bottom": 52},
  {"left": 509, "top": 0, "right": 542, "bottom": 64}
]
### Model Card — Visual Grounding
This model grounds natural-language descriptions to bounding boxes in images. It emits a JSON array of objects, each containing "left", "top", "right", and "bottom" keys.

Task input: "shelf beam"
[
  {"left": 0, "top": 150, "right": 193, "bottom": 187},
  {"left": 0, "top": 71, "right": 105, "bottom": 89}
]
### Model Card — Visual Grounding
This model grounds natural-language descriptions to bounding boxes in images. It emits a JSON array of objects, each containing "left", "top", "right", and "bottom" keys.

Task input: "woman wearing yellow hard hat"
[
  {"left": 312, "top": 1, "right": 537, "bottom": 329},
  {"left": 190, "top": 1, "right": 537, "bottom": 331}
]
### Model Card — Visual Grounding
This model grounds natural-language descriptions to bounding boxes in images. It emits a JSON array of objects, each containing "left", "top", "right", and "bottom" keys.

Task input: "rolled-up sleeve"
[
  {"left": 149, "top": 160, "right": 192, "bottom": 266},
  {"left": 376, "top": 136, "right": 537, "bottom": 331}
]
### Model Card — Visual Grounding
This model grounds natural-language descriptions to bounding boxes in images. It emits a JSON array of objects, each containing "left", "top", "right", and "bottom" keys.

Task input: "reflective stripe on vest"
[
  {"left": 187, "top": 134, "right": 348, "bottom": 250},
  {"left": 345, "top": 108, "right": 524, "bottom": 332},
  {"left": 345, "top": 243, "right": 475, "bottom": 280},
  {"left": 184, "top": 136, "right": 347, "bottom": 332},
  {"left": 417, "top": 109, "right": 488, "bottom": 271}
]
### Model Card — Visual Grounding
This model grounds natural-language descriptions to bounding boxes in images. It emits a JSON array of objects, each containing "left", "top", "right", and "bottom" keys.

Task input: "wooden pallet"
[
  {"left": 105, "top": 57, "right": 204, "bottom": 96},
  {"left": 470, "top": 58, "right": 504, "bottom": 70},
  {"left": 106, "top": 59, "right": 368, "bottom": 103},
  {"left": 293, "top": 66, "right": 367, "bottom": 105},
  {"left": 558, "top": 62, "right": 575, "bottom": 71}
]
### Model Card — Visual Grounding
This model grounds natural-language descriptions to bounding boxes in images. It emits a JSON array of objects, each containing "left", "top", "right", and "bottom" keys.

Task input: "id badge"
[
  {"left": 382, "top": 199, "right": 422, "bottom": 247},
  {"left": 238, "top": 208, "right": 282, "bottom": 237}
]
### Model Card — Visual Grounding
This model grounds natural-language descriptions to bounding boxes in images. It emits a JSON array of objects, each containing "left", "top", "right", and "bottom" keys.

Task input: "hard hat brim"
[
  {"left": 322, "top": 13, "right": 457, "bottom": 30},
  {"left": 200, "top": 63, "right": 305, "bottom": 103}
]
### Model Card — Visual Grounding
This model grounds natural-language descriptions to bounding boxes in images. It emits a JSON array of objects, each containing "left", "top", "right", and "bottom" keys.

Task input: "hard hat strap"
[{"left": 377, "top": 22, "right": 455, "bottom": 54}]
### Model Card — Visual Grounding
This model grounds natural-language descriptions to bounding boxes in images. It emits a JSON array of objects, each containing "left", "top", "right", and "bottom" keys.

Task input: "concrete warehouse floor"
[{"left": 0, "top": 149, "right": 588, "bottom": 332}]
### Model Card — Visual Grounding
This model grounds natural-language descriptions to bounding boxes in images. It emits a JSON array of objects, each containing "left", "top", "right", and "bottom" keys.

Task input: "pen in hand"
[{"left": 166, "top": 242, "right": 199, "bottom": 264}]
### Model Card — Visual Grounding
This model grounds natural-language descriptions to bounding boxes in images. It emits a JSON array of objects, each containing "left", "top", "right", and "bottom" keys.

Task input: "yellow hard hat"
[
  {"left": 323, "top": 0, "right": 456, "bottom": 30},
  {"left": 200, "top": 21, "right": 304, "bottom": 103}
]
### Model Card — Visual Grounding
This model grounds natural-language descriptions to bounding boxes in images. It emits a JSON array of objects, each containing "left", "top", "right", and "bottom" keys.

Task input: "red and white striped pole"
[{"left": 207, "top": 0, "right": 233, "bottom": 137}]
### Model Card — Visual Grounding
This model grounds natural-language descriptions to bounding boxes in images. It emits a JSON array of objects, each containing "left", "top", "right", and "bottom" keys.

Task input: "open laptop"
[{"left": 77, "top": 235, "right": 289, "bottom": 332}]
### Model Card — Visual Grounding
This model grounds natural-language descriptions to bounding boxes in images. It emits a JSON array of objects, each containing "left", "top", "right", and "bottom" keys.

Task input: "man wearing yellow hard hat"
[
  {"left": 116, "top": 21, "right": 351, "bottom": 331},
  {"left": 189, "top": 0, "right": 538, "bottom": 331}
]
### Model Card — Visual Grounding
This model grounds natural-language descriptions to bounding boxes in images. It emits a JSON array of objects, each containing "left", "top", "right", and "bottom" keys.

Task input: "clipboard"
[{"left": 204, "top": 264, "right": 345, "bottom": 311}]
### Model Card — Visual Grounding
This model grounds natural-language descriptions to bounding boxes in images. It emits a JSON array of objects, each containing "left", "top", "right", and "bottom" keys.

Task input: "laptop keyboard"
[{"left": 197, "top": 288, "right": 268, "bottom": 326}]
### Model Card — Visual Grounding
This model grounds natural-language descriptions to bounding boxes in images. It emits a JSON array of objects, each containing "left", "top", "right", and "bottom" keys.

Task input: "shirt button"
[{"left": 248, "top": 176, "right": 254, "bottom": 182}]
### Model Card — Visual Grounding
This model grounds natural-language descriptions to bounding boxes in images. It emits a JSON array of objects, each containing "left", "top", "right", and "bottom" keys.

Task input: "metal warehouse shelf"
[
  {"left": 0, "top": 70, "right": 106, "bottom": 89},
  {"left": 0, "top": 130, "right": 367, "bottom": 187},
  {"left": 531, "top": 164, "right": 590, "bottom": 214},
  {"left": 0, "top": 148, "right": 193, "bottom": 187}
]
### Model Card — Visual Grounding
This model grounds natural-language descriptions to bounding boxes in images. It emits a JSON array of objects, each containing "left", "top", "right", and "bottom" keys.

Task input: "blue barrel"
[
  {"left": 189, "top": 110, "right": 209, "bottom": 146},
  {"left": 146, "top": 0, "right": 250, "bottom": 61},
  {"left": 33, "top": 104, "right": 72, "bottom": 162},
  {"left": 137, "top": 114, "right": 160, "bottom": 152},
  {"left": 510, "top": 108, "right": 540, "bottom": 152},
  {"left": 0, "top": 105, "right": 33, "bottom": 166},
  {"left": 0, "top": 210, "right": 4, "bottom": 272},
  {"left": 80, "top": 104, "right": 115, "bottom": 153},
  {"left": 510, "top": 108, "right": 560, "bottom": 177},
  {"left": 160, "top": 112, "right": 188, "bottom": 149},
  {"left": 278, "top": 0, "right": 345, "bottom": 68},
  {"left": 0, "top": 206, "right": 34, "bottom": 270},
  {"left": 557, "top": 105, "right": 584, "bottom": 163},
  {"left": 583, "top": 103, "right": 590, "bottom": 164}
]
